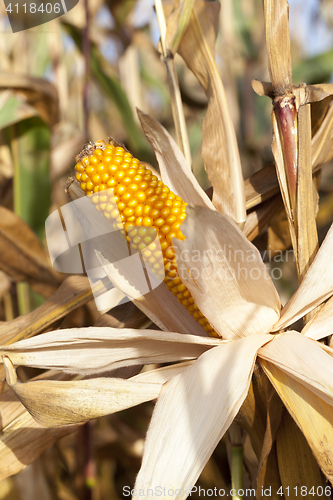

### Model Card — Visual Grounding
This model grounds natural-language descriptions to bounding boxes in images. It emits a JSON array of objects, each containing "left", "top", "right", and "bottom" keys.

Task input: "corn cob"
[{"left": 74, "top": 139, "right": 216, "bottom": 337}]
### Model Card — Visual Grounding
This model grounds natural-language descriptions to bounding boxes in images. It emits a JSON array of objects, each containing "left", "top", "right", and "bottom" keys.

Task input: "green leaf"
[
  {"left": 9, "top": 117, "right": 51, "bottom": 242},
  {"left": 293, "top": 49, "right": 333, "bottom": 85}
]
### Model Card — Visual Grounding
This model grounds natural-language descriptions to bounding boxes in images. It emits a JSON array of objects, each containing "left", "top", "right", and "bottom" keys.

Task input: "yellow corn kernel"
[{"left": 75, "top": 140, "right": 217, "bottom": 337}]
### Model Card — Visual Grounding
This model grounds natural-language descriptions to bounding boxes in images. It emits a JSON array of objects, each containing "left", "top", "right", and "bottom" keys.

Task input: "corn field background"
[{"left": 1, "top": 0, "right": 333, "bottom": 499}]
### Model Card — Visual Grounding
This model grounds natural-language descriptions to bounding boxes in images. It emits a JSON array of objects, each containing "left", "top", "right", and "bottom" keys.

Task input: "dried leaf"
[
  {"left": 137, "top": 109, "right": 214, "bottom": 209},
  {"left": 176, "top": 0, "right": 246, "bottom": 223},
  {"left": 135, "top": 336, "right": 271, "bottom": 499},
  {"left": 0, "top": 207, "right": 62, "bottom": 298},
  {"left": 245, "top": 164, "right": 279, "bottom": 210},
  {"left": 0, "top": 72, "right": 58, "bottom": 127},
  {"left": 165, "top": 0, "right": 196, "bottom": 55},
  {"left": 243, "top": 195, "right": 283, "bottom": 242},
  {"left": 261, "top": 359, "right": 333, "bottom": 482},
  {"left": 272, "top": 221, "right": 333, "bottom": 330},
  {"left": 0, "top": 328, "right": 219, "bottom": 374},
  {"left": 0, "top": 276, "right": 94, "bottom": 345},
  {"left": 258, "top": 332, "right": 333, "bottom": 405},
  {"left": 263, "top": 0, "right": 292, "bottom": 94},
  {"left": 276, "top": 411, "right": 328, "bottom": 498},
  {"left": 3, "top": 357, "right": 162, "bottom": 427},
  {"left": 296, "top": 103, "right": 319, "bottom": 280},
  {"left": 0, "top": 372, "right": 78, "bottom": 481},
  {"left": 302, "top": 296, "right": 333, "bottom": 341},
  {"left": 174, "top": 206, "right": 280, "bottom": 339}
]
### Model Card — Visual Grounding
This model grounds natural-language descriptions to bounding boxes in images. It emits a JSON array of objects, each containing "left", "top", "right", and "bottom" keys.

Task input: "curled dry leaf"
[
  {"left": 0, "top": 207, "right": 62, "bottom": 298},
  {"left": 0, "top": 72, "right": 58, "bottom": 127},
  {"left": 3, "top": 356, "right": 162, "bottom": 427},
  {"left": 0, "top": 370, "right": 79, "bottom": 481}
]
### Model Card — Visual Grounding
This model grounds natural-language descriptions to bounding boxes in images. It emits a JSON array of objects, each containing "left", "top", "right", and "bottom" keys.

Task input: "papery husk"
[
  {"left": 302, "top": 296, "right": 333, "bottom": 341},
  {"left": 134, "top": 335, "right": 271, "bottom": 500},
  {"left": 174, "top": 206, "right": 280, "bottom": 339},
  {"left": 272, "top": 222, "right": 333, "bottom": 330},
  {"left": 275, "top": 411, "right": 329, "bottom": 499},
  {"left": 260, "top": 359, "right": 333, "bottom": 482},
  {"left": 3, "top": 356, "right": 162, "bottom": 427},
  {"left": 175, "top": 0, "right": 246, "bottom": 224},
  {"left": 0, "top": 328, "right": 219, "bottom": 374},
  {"left": 0, "top": 207, "right": 62, "bottom": 298}
]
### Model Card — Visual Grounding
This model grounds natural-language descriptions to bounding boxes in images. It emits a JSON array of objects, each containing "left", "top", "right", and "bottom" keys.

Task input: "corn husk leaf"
[
  {"left": 176, "top": 0, "right": 246, "bottom": 224},
  {"left": 258, "top": 332, "right": 333, "bottom": 405},
  {"left": 302, "top": 296, "right": 333, "bottom": 341},
  {"left": 0, "top": 328, "right": 219, "bottom": 374},
  {"left": 276, "top": 411, "right": 328, "bottom": 497},
  {"left": 260, "top": 360, "right": 333, "bottom": 482},
  {"left": 0, "top": 276, "right": 95, "bottom": 345},
  {"left": 137, "top": 109, "right": 214, "bottom": 209},
  {"left": 174, "top": 206, "right": 280, "bottom": 339},
  {"left": 135, "top": 335, "right": 271, "bottom": 499},
  {"left": 0, "top": 206, "right": 61, "bottom": 298},
  {"left": 263, "top": 0, "right": 292, "bottom": 94},
  {"left": 3, "top": 356, "right": 162, "bottom": 427},
  {"left": 272, "top": 221, "right": 333, "bottom": 330}
]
